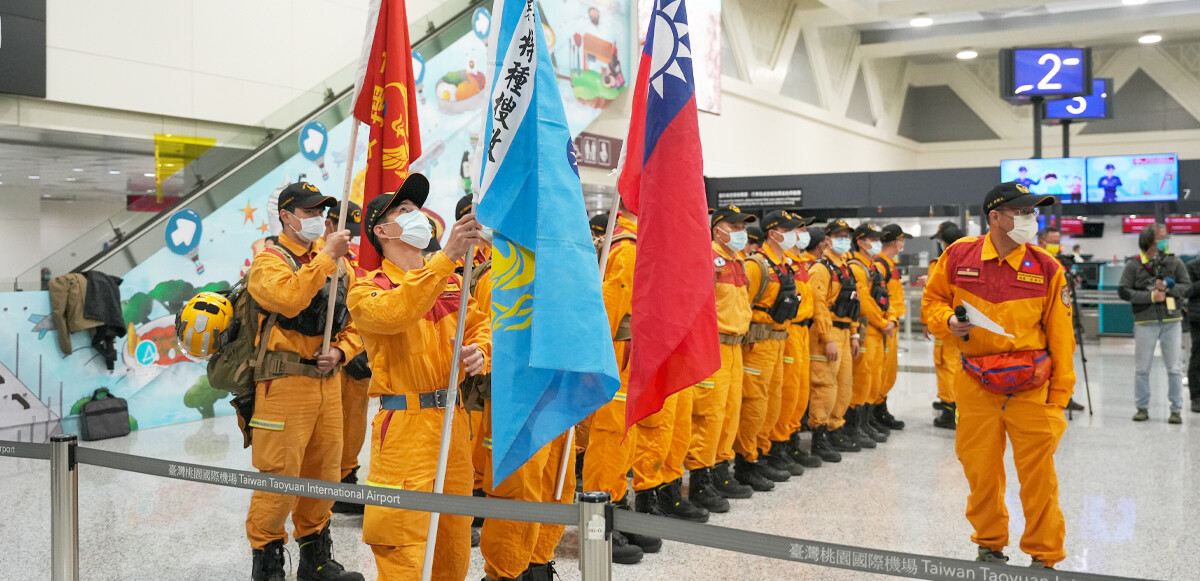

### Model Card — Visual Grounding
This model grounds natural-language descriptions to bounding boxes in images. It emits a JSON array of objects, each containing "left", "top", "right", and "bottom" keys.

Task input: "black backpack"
[{"left": 749, "top": 253, "right": 800, "bottom": 324}]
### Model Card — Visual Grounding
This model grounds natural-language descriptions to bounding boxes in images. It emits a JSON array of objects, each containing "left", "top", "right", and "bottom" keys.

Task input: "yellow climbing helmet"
[{"left": 175, "top": 292, "right": 234, "bottom": 359}]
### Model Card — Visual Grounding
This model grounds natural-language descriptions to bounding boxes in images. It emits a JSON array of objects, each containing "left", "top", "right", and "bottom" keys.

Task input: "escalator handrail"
[{"left": 71, "top": 0, "right": 487, "bottom": 275}]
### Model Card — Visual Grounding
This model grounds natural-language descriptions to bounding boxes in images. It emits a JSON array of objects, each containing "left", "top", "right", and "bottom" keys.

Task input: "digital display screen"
[
  {"left": 1000, "top": 47, "right": 1091, "bottom": 101},
  {"left": 1000, "top": 158, "right": 1087, "bottom": 204},
  {"left": 1086, "top": 154, "right": 1179, "bottom": 203},
  {"left": 0, "top": 0, "right": 47, "bottom": 98},
  {"left": 1045, "top": 78, "right": 1111, "bottom": 120}
]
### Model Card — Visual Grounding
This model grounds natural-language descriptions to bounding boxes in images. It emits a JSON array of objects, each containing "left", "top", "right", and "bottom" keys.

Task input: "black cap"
[
  {"left": 787, "top": 211, "right": 815, "bottom": 227},
  {"left": 363, "top": 173, "right": 432, "bottom": 252},
  {"left": 880, "top": 224, "right": 912, "bottom": 243},
  {"left": 278, "top": 182, "right": 336, "bottom": 211},
  {"left": 806, "top": 226, "right": 826, "bottom": 252},
  {"left": 931, "top": 221, "right": 965, "bottom": 244},
  {"left": 590, "top": 213, "right": 609, "bottom": 236},
  {"left": 746, "top": 225, "right": 764, "bottom": 244},
  {"left": 982, "top": 181, "right": 1054, "bottom": 213},
  {"left": 455, "top": 195, "right": 475, "bottom": 221},
  {"left": 711, "top": 204, "right": 757, "bottom": 227},
  {"left": 826, "top": 219, "right": 853, "bottom": 236},
  {"left": 854, "top": 223, "right": 882, "bottom": 241},
  {"left": 327, "top": 201, "right": 362, "bottom": 230},
  {"left": 761, "top": 210, "right": 801, "bottom": 231}
]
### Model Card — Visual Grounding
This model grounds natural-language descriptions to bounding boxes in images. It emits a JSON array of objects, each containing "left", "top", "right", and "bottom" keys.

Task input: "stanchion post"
[
  {"left": 578, "top": 491, "right": 612, "bottom": 581},
  {"left": 50, "top": 434, "right": 79, "bottom": 581}
]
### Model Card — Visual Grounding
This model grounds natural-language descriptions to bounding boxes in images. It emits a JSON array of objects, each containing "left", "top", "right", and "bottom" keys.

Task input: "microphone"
[
  {"left": 954, "top": 306, "right": 970, "bottom": 342},
  {"left": 1164, "top": 277, "right": 1176, "bottom": 290}
]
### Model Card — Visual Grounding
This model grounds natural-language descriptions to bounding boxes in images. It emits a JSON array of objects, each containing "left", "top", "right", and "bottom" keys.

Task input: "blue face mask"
[
  {"left": 831, "top": 237, "right": 852, "bottom": 255},
  {"left": 1158, "top": 239, "right": 1170, "bottom": 253},
  {"left": 726, "top": 230, "right": 748, "bottom": 252},
  {"left": 868, "top": 241, "right": 883, "bottom": 256}
]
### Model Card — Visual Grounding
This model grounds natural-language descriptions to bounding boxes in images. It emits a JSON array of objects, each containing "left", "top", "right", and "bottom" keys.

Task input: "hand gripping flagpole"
[
  {"left": 320, "top": 117, "right": 361, "bottom": 356},
  {"left": 554, "top": 186, "right": 622, "bottom": 500},
  {"left": 421, "top": 243, "right": 476, "bottom": 581}
]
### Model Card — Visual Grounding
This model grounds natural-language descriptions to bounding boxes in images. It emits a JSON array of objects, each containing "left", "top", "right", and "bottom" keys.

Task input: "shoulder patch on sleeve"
[{"left": 1062, "top": 287, "right": 1071, "bottom": 307}]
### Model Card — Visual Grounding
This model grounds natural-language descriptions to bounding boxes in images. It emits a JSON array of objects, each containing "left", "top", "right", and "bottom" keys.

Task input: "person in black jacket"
[{"left": 1186, "top": 257, "right": 1200, "bottom": 413}]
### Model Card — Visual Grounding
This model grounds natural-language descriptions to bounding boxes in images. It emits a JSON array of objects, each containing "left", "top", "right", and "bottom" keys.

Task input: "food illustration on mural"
[{"left": 435, "top": 60, "right": 487, "bottom": 115}]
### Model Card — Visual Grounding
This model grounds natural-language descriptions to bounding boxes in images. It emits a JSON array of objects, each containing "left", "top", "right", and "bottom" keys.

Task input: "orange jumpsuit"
[
  {"left": 687, "top": 241, "right": 752, "bottom": 471},
  {"left": 922, "top": 236, "right": 1075, "bottom": 567},
  {"left": 771, "top": 249, "right": 814, "bottom": 441},
  {"left": 875, "top": 253, "right": 905, "bottom": 404},
  {"left": 849, "top": 251, "right": 889, "bottom": 407},
  {"left": 340, "top": 248, "right": 370, "bottom": 481},
  {"left": 737, "top": 244, "right": 791, "bottom": 461},
  {"left": 582, "top": 216, "right": 639, "bottom": 503},
  {"left": 245, "top": 235, "right": 362, "bottom": 550},
  {"left": 807, "top": 249, "right": 858, "bottom": 431},
  {"left": 347, "top": 252, "right": 492, "bottom": 581},
  {"left": 924, "top": 257, "right": 961, "bottom": 405}
]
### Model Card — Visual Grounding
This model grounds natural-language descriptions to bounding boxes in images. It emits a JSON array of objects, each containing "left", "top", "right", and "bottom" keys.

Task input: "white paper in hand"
[{"left": 960, "top": 300, "right": 1014, "bottom": 339}]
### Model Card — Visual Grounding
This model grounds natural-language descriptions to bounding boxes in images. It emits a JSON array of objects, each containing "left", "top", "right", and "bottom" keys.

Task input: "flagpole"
[
  {"left": 321, "top": 121, "right": 360, "bottom": 355},
  {"left": 422, "top": 244, "right": 475, "bottom": 581},
  {"left": 553, "top": 191, "right": 621, "bottom": 500}
]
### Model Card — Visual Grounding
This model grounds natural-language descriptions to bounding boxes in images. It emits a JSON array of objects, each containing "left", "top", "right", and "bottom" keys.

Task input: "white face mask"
[
  {"left": 779, "top": 231, "right": 798, "bottom": 250},
  {"left": 796, "top": 231, "right": 811, "bottom": 252},
  {"left": 725, "top": 230, "right": 748, "bottom": 252},
  {"left": 1006, "top": 214, "right": 1038, "bottom": 246},
  {"left": 381, "top": 210, "right": 433, "bottom": 250},
  {"left": 831, "top": 237, "right": 852, "bottom": 255},
  {"left": 868, "top": 241, "right": 883, "bottom": 256},
  {"left": 289, "top": 212, "right": 326, "bottom": 243},
  {"left": 479, "top": 226, "right": 494, "bottom": 243}
]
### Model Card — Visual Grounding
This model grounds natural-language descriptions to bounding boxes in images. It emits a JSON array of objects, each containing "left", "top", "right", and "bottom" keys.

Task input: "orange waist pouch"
[{"left": 961, "top": 350, "right": 1051, "bottom": 396}]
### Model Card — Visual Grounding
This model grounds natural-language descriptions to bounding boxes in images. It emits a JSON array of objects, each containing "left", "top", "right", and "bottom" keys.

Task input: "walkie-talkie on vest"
[{"left": 955, "top": 306, "right": 970, "bottom": 342}]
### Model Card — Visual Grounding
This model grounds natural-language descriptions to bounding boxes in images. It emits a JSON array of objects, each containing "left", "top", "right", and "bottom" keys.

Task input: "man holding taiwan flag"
[{"left": 472, "top": 1, "right": 622, "bottom": 579}]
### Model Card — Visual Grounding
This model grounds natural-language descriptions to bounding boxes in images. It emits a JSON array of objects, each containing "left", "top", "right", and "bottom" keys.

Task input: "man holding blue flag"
[{"left": 472, "top": 0, "right": 622, "bottom": 578}]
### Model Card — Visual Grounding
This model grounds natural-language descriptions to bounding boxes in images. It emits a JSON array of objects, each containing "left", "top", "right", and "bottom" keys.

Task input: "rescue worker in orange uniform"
[
  {"left": 684, "top": 205, "right": 756, "bottom": 513},
  {"left": 744, "top": 225, "right": 764, "bottom": 257},
  {"left": 246, "top": 182, "right": 364, "bottom": 581},
  {"left": 807, "top": 219, "right": 862, "bottom": 455},
  {"left": 922, "top": 182, "right": 1075, "bottom": 568},
  {"left": 769, "top": 211, "right": 823, "bottom": 470},
  {"left": 872, "top": 224, "right": 912, "bottom": 432},
  {"left": 323, "top": 202, "right": 372, "bottom": 516},
  {"left": 734, "top": 210, "right": 802, "bottom": 490},
  {"left": 347, "top": 174, "right": 491, "bottom": 581},
  {"left": 926, "top": 221, "right": 966, "bottom": 430},
  {"left": 581, "top": 206, "right": 662, "bottom": 564},
  {"left": 847, "top": 224, "right": 890, "bottom": 448}
]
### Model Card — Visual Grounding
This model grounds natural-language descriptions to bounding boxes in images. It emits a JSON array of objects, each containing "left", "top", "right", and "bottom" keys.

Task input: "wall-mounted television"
[
  {"left": 1000, "top": 157, "right": 1087, "bottom": 203},
  {"left": 1085, "top": 154, "right": 1179, "bottom": 203}
]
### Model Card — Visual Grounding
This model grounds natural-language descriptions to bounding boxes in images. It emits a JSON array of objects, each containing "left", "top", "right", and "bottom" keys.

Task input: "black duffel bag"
[{"left": 79, "top": 388, "right": 131, "bottom": 441}]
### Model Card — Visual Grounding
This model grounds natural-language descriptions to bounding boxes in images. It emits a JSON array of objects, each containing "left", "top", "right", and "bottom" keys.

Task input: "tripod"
[{"left": 1064, "top": 269, "right": 1093, "bottom": 418}]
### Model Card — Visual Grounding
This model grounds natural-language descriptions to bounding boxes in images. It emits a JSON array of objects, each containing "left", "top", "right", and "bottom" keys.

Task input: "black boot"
[
  {"left": 788, "top": 431, "right": 822, "bottom": 468},
  {"left": 610, "top": 531, "right": 645, "bottom": 565},
  {"left": 876, "top": 398, "right": 906, "bottom": 430},
  {"left": 859, "top": 405, "right": 887, "bottom": 443},
  {"left": 827, "top": 423, "right": 861, "bottom": 453},
  {"left": 811, "top": 427, "right": 842, "bottom": 463},
  {"left": 331, "top": 468, "right": 365, "bottom": 515},
  {"left": 844, "top": 407, "right": 877, "bottom": 449},
  {"left": 656, "top": 479, "right": 709, "bottom": 523},
  {"left": 752, "top": 449, "right": 790, "bottom": 482},
  {"left": 634, "top": 488, "right": 666, "bottom": 517},
  {"left": 712, "top": 460, "right": 754, "bottom": 499},
  {"left": 614, "top": 496, "right": 662, "bottom": 554},
  {"left": 865, "top": 403, "right": 891, "bottom": 438},
  {"left": 526, "top": 561, "right": 559, "bottom": 581},
  {"left": 471, "top": 488, "right": 487, "bottom": 528},
  {"left": 252, "top": 539, "right": 286, "bottom": 581},
  {"left": 934, "top": 402, "right": 957, "bottom": 430},
  {"left": 688, "top": 467, "right": 731, "bottom": 513},
  {"left": 296, "top": 525, "right": 364, "bottom": 581},
  {"left": 733, "top": 454, "right": 775, "bottom": 491},
  {"left": 766, "top": 441, "right": 804, "bottom": 476}
]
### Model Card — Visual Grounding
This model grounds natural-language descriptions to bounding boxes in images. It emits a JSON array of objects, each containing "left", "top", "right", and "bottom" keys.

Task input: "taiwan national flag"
[
  {"left": 474, "top": 0, "right": 621, "bottom": 485},
  {"left": 351, "top": 0, "right": 422, "bottom": 271},
  {"left": 618, "top": 0, "right": 720, "bottom": 428}
]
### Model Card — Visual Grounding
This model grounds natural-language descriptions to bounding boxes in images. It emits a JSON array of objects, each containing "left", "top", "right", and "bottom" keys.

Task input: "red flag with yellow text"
[{"left": 352, "top": 0, "right": 422, "bottom": 271}]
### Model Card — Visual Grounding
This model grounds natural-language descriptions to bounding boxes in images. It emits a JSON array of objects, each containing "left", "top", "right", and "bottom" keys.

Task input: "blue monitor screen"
[
  {"left": 1012, "top": 48, "right": 1089, "bottom": 97},
  {"left": 1000, "top": 158, "right": 1087, "bottom": 204},
  {"left": 1086, "top": 154, "right": 1179, "bottom": 203},
  {"left": 1045, "top": 79, "right": 1110, "bottom": 120}
]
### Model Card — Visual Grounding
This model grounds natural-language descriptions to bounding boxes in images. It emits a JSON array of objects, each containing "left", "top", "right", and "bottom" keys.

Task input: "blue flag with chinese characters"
[{"left": 474, "top": 0, "right": 620, "bottom": 485}]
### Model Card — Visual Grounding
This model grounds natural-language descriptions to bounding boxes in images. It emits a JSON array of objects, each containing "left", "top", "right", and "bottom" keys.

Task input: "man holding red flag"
[
  {"left": 352, "top": 0, "right": 422, "bottom": 272},
  {"left": 618, "top": 0, "right": 720, "bottom": 431}
]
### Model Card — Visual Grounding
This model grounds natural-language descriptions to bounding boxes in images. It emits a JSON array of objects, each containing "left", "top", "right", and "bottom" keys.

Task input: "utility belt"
[
  {"left": 253, "top": 350, "right": 338, "bottom": 382},
  {"left": 792, "top": 318, "right": 814, "bottom": 328},
  {"left": 746, "top": 322, "right": 789, "bottom": 344},
  {"left": 380, "top": 389, "right": 451, "bottom": 411},
  {"left": 832, "top": 321, "right": 852, "bottom": 330},
  {"left": 614, "top": 315, "right": 632, "bottom": 342},
  {"left": 719, "top": 333, "right": 746, "bottom": 345}
]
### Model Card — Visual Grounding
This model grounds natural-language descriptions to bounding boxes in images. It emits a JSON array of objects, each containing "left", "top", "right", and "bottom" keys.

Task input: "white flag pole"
[{"left": 320, "top": 122, "right": 360, "bottom": 355}]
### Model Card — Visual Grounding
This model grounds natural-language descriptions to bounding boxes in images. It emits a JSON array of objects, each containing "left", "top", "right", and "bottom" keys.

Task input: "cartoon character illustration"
[
  {"left": 435, "top": 59, "right": 487, "bottom": 115},
  {"left": 570, "top": 33, "right": 627, "bottom": 107}
]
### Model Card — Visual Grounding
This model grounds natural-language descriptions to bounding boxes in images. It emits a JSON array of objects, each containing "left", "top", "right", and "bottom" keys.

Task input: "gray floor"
[{"left": 1, "top": 337, "right": 1195, "bottom": 580}]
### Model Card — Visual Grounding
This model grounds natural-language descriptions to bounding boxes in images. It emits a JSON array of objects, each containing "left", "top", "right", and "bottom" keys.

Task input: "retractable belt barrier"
[{"left": 1, "top": 439, "right": 1149, "bottom": 581}]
